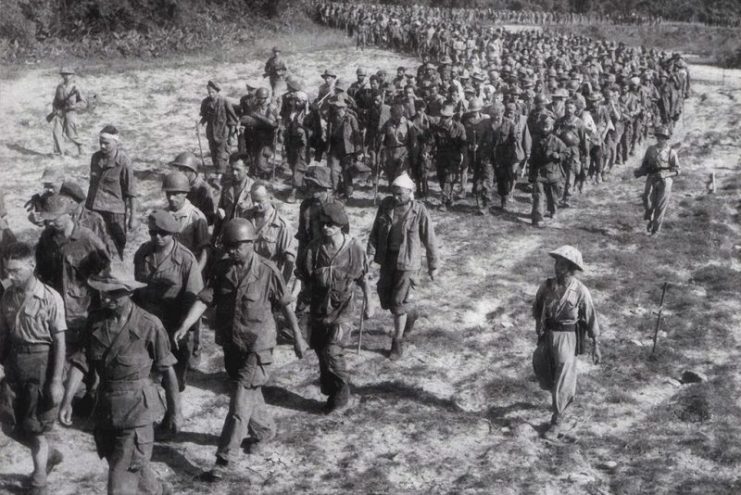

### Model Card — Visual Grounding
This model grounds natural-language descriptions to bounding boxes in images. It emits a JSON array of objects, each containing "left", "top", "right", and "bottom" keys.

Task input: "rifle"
[
  {"left": 195, "top": 120, "right": 206, "bottom": 169},
  {"left": 47, "top": 86, "right": 80, "bottom": 122},
  {"left": 651, "top": 282, "right": 669, "bottom": 355},
  {"left": 271, "top": 130, "right": 278, "bottom": 181}
]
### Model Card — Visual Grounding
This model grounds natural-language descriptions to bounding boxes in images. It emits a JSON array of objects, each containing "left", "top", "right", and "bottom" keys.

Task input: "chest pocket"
[{"left": 241, "top": 288, "right": 268, "bottom": 323}]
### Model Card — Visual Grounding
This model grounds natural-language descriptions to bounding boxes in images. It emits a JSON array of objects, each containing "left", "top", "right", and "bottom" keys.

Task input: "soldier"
[
  {"left": 263, "top": 47, "right": 288, "bottom": 101},
  {"left": 327, "top": 100, "right": 363, "bottom": 198},
  {"left": 214, "top": 153, "right": 254, "bottom": 242},
  {"left": 240, "top": 87, "right": 279, "bottom": 180},
  {"left": 50, "top": 65, "right": 84, "bottom": 156},
  {"left": 58, "top": 181, "right": 112, "bottom": 256},
  {"left": 60, "top": 268, "right": 181, "bottom": 495},
  {"left": 133, "top": 210, "right": 204, "bottom": 394},
  {"left": 244, "top": 183, "right": 296, "bottom": 284},
  {"left": 200, "top": 80, "right": 238, "bottom": 176},
  {"left": 532, "top": 245, "right": 601, "bottom": 440},
  {"left": 0, "top": 242, "right": 66, "bottom": 495},
  {"left": 85, "top": 125, "right": 137, "bottom": 260},
  {"left": 169, "top": 151, "right": 218, "bottom": 226},
  {"left": 430, "top": 104, "right": 466, "bottom": 210},
  {"left": 367, "top": 173, "right": 439, "bottom": 360},
  {"left": 633, "top": 126, "right": 680, "bottom": 236},
  {"left": 162, "top": 172, "right": 210, "bottom": 271},
  {"left": 296, "top": 202, "right": 371, "bottom": 413},
  {"left": 281, "top": 77, "right": 310, "bottom": 203},
  {"left": 494, "top": 103, "right": 526, "bottom": 210},
  {"left": 529, "top": 116, "right": 568, "bottom": 227},
  {"left": 582, "top": 93, "right": 612, "bottom": 183},
  {"left": 555, "top": 100, "right": 589, "bottom": 201},
  {"left": 173, "top": 219, "right": 307, "bottom": 481},
  {"left": 461, "top": 98, "right": 489, "bottom": 205},
  {"left": 35, "top": 194, "right": 110, "bottom": 355},
  {"left": 478, "top": 105, "right": 507, "bottom": 212},
  {"left": 378, "top": 103, "right": 416, "bottom": 185},
  {"left": 25, "top": 168, "right": 65, "bottom": 227}
]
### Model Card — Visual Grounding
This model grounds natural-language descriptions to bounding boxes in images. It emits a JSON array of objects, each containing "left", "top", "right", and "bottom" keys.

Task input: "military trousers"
[
  {"left": 643, "top": 176, "right": 673, "bottom": 234},
  {"left": 52, "top": 111, "right": 82, "bottom": 154},
  {"left": 309, "top": 321, "right": 349, "bottom": 397},
  {"left": 435, "top": 157, "right": 458, "bottom": 206},
  {"left": 532, "top": 177, "right": 563, "bottom": 224},
  {"left": 494, "top": 161, "right": 518, "bottom": 205},
  {"left": 216, "top": 348, "right": 275, "bottom": 463}
]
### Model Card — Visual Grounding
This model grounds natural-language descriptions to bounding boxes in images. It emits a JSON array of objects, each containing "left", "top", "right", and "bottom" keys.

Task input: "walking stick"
[
  {"left": 271, "top": 130, "right": 278, "bottom": 181},
  {"left": 357, "top": 297, "right": 366, "bottom": 354},
  {"left": 195, "top": 120, "right": 206, "bottom": 169},
  {"left": 651, "top": 282, "right": 669, "bottom": 355}
]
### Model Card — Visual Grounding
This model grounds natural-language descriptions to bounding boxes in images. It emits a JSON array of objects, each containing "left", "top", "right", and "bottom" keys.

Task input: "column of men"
[{"left": 1, "top": 106, "right": 441, "bottom": 490}]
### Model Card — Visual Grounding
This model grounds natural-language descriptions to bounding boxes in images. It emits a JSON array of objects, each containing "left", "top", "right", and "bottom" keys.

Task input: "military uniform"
[
  {"left": 327, "top": 110, "right": 363, "bottom": 197},
  {"left": 70, "top": 303, "right": 176, "bottom": 495},
  {"left": 51, "top": 82, "right": 83, "bottom": 155},
  {"left": 214, "top": 176, "right": 254, "bottom": 241},
  {"left": 200, "top": 93, "right": 238, "bottom": 174},
  {"left": 170, "top": 200, "right": 210, "bottom": 260},
  {"left": 635, "top": 142, "right": 680, "bottom": 235},
  {"left": 297, "top": 234, "right": 367, "bottom": 409},
  {"left": 198, "top": 254, "right": 290, "bottom": 464},
  {"left": 554, "top": 114, "right": 588, "bottom": 199},
  {"left": 35, "top": 225, "right": 110, "bottom": 349},
  {"left": 241, "top": 101, "right": 279, "bottom": 178},
  {"left": 86, "top": 147, "right": 137, "bottom": 259},
  {"left": 379, "top": 115, "right": 416, "bottom": 182},
  {"left": 187, "top": 176, "right": 218, "bottom": 226},
  {"left": 245, "top": 206, "right": 296, "bottom": 282},
  {"left": 134, "top": 240, "right": 203, "bottom": 390},
  {"left": 529, "top": 133, "right": 568, "bottom": 225},
  {"left": 430, "top": 117, "right": 466, "bottom": 207}
]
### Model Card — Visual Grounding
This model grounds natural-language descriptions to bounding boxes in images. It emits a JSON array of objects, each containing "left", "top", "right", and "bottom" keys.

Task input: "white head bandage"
[{"left": 99, "top": 132, "right": 120, "bottom": 141}]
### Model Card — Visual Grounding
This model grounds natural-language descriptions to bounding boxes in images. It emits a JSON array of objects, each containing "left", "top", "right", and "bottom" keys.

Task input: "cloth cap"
[
  {"left": 207, "top": 80, "right": 221, "bottom": 91},
  {"left": 466, "top": 98, "right": 484, "bottom": 113},
  {"left": 40, "top": 194, "right": 74, "bottom": 220},
  {"left": 303, "top": 165, "right": 332, "bottom": 189},
  {"left": 59, "top": 181, "right": 86, "bottom": 203},
  {"left": 552, "top": 88, "right": 569, "bottom": 99},
  {"left": 549, "top": 245, "right": 584, "bottom": 271},
  {"left": 321, "top": 69, "right": 337, "bottom": 79},
  {"left": 440, "top": 104, "right": 455, "bottom": 117},
  {"left": 148, "top": 209, "right": 179, "bottom": 234},
  {"left": 59, "top": 65, "right": 75, "bottom": 75},
  {"left": 88, "top": 264, "right": 146, "bottom": 293},
  {"left": 391, "top": 173, "right": 415, "bottom": 191},
  {"left": 320, "top": 202, "right": 349, "bottom": 227}
]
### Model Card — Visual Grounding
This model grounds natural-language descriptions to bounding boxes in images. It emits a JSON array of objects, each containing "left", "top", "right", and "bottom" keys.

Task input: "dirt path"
[{"left": 0, "top": 41, "right": 740, "bottom": 494}]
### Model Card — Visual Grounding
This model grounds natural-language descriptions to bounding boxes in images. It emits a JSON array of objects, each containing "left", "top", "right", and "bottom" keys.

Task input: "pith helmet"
[
  {"left": 162, "top": 172, "right": 191, "bottom": 193},
  {"left": 169, "top": 151, "right": 199, "bottom": 172},
  {"left": 549, "top": 245, "right": 584, "bottom": 271},
  {"left": 654, "top": 125, "right": 672, "bottom": 138},
  {"left": 222, "top": 218, "right": 258, "bottom": 244}
]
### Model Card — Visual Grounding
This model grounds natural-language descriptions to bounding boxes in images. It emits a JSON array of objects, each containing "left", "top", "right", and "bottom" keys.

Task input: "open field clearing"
[{"left": 1, "top": 38, "right": 740, "bottom": 494}]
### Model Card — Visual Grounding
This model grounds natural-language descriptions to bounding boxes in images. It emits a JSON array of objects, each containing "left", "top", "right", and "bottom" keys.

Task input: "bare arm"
[
  {"left": 173, "top": 300, "right": 208, "bottom": 348},
  {"left": 161, "top": 366, "right": 182, "bottom": 431},
  {"left": 59, "top": 366, "right": 84, "bottom": 426},
  {"left": 280, "top": 303, "right": 307, "bottom": 359}
]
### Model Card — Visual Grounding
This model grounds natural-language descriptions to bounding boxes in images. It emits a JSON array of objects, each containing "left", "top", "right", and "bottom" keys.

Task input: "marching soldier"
[
  {"left": 555, "top": 100, "right": 589, "bottom": 202},
  {"left": 327, "top": 100, "right": 363, "bottom": 199},
  {"left": 532, "top": 245, "right": 601, "bottom": 440},
  {"left": 367, "top": 173, "right": 439, "bottom": 360},
  {"left": 430, "top": 104, "right": 466, "bottom": 210},
  {"left": 633, "top": 125, "right": 680, "bottom": 236},
  {"left": 378, "top": 103, "right": 416, "bottom": 185},
  {"left": 214, "top": 153, "right": 254, "bottom": 242},
  {"left": 0, "top": 242, "right": 67, "bottom": 495},
  {"left": 162, "top": 172, "right": 210, "bottom": 271},
  {"left": 173, "top": 219, "right": 307, "bottom": 481},
  {"left": 240, "top": 87, "right": 279, "bottom": 180},
  {"left": 60, "top": 268, "right": 181, "bottom": 495},
  {"left": 263, "top": 47, "right": 288, "bottom": 101},
  {"left": 281, "top": 76, "right": 310, "bottom": 203},
  {"left": 85, "top": 125, "right": 137, "bottom": 260},
  {"left": 461, "top": 98, "right": 489, "bottom": 206},
  {"left": 134, "top": 210, "right": 204, "bottom": 393},
  {"left": 200, "top": 80, "right": 238, "bottom": 176},
  {"left": 296, "top": 202, "right": 371, "bottom": 413},
  {"left": 50, "top": 65, "right": 84, "bottom": 156},
  {"left": 529, "top": 116, "right": 568, "bottom": 227},
  {"left": 169, "top": 151, "right": 218, "bottom": 226}
]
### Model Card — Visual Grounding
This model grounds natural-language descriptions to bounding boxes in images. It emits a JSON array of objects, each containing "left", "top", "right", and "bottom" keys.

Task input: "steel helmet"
[
  {"left": 169, "top": 151, "right": 199, "bottom": 172},
  {"left": 560, "top": 130, "right": 579, "bottom": 147},
  {"left": 162, "top": 172, "right": 191, "bottom": 193},
  {"left": 549, "top": 245, "right": 584, "bottom": 271},
  {"left": 256, "top": 87, "right": 270, "bottom": 99},
  {"left": 222, "top": 218, "right": 258, "bottom": 244}
]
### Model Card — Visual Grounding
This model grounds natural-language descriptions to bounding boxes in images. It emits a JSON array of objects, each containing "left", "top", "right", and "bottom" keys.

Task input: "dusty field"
[{"left": 1, "top": 34, "right": 741, "bottom": 494}]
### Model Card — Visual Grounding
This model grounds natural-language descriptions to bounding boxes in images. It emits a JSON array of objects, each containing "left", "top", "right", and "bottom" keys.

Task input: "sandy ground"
[{"left": 0, "top": 39, "right": 740, "bottom": 495}]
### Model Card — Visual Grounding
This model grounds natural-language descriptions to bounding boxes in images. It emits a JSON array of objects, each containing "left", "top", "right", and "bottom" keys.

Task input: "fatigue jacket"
[
  {"left": 298, "top": 235, "right": 367, "bottom": 326},
  {"left": 529, "top": 134, "right": 568, "bottom": 183},
  {"left": 72, "top": 304, "right": 176, "bottom": 429},
  {"left": 200, "top": 94, "right": 238, "bottom": 144},
  {"left": 296, "top": 196, "right": 349, "bottom": 262},
  {"left": 187, "top": 176, "right": 217, "bottom": 226},
  {"left": 245, "top": 207, "right": 296, "bottom": 269},
  {"left": 637, "top": 144, "right": 680, "bottom": 180},
  {"left": 86, "top": 148, "right": 136, "bottom": 214},
  {"left": 219, "top": 177, "right": 254, "bottom": 223},
  {"left": 533, "top": 277, "right": 600, "bottom": 339},
  {"left": 367, "top": 197, "right": 438, "bottom": 272},
  {"left": 198, "top": 254, "right": 290, "bottom": 355},
  {"left": 36, "top": 225, "right": 110, "bottom": 328},
  {"left": 0, "top": 278, "right": 66, "bottom": 349},
  {"left": 328, "top": 113, "right": 362, "bottom": 157},
  {"left": 133, "top": 240, "right": 203, "bottom": 332},
  {"left": 430, "top": 119, "right": 466, "bottom": 165},
  {"left": 171, "top": 200, "right": 210, "bottom": 256}
]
